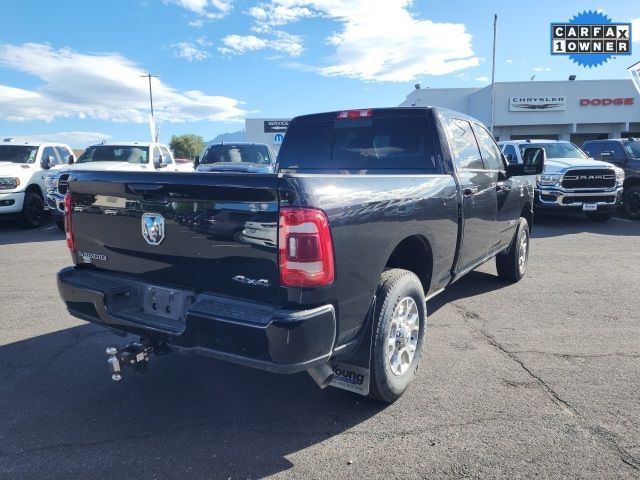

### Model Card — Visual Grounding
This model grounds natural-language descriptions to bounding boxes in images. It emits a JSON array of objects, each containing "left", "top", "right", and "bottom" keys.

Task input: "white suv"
[
  {"left": 46, "top": 142, "right": 190, "bottom": 230},
  {"left": 0, "top": 141, "right": 75, "bottom": 228}
]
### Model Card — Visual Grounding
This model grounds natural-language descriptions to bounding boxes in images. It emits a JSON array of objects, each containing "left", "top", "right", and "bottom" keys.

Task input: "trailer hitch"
[{"left": 105, "top": 340, "right": 153, "bottom": 381}]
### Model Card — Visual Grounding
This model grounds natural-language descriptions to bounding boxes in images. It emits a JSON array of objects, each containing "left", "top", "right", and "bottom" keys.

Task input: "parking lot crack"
[
  {"left": 511, "top": 350, "right": 640, "bottom": 360},
  {"left": 451, "top": 304, "right": 577, "bottom": 416},
  {"left": 451, "top": 303, "right": 640, "bottom": 472}
]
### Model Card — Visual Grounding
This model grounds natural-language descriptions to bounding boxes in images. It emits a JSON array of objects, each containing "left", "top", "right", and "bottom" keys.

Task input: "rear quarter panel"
[{"left": 279, "top": 173, "right": 459, "bottom": 345}]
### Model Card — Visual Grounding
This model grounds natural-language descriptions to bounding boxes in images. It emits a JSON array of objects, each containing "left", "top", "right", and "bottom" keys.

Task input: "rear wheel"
[
  {"left": 19, "top": 191, "right": 45, "bottom": 228},
  {"left": 369, "top": 269, "right": 426, "bottom": 403},
  {"left": 623, "top": 186, "right": 640, "bottom": 220},
  {"left": 496, "top": 217, "right": 529, "bottom": 283},
  {"left": 586, "top": 212, "right": 612, "bottom": 222}
]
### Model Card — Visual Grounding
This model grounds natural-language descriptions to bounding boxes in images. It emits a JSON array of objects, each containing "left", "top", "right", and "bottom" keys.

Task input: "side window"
[
  {"left": 159, "top": 146, "right": 173, "bottom": 164},
  {"left": 41, "top": 146, "right": 59, "bottom": 164},
  {"left": 152, "top": 147, "right": 161, "bottom": 163},
  {"left": 604, "top": 142, "right": 626, "bottom": 161},
  {"left": 582, "top": 142, "right": 603, "bottom": 159},
  {"left": 55, "top": 146, "right": 72, "bottom": 163},
  {"left": 474, "top": 124, "right": 505, "bottom": 171},
  {"left": 502, "top": 144, "right": 518, "bottom": 164},
  {"left": 447, "top": 118, "right": 483, "bottom": 170}
]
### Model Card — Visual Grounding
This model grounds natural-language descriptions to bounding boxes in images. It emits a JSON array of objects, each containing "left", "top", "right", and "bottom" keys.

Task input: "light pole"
[
  {"left": 141, "top": 73, "right": 159, "bottom": 142},
  {"left": 490, "top": 14, "right": 497, "bottom": 136}
]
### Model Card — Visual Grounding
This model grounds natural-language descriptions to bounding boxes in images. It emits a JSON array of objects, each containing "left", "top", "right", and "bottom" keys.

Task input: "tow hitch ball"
[{"left": 105, "top": 340, "right": 153, "bottom": 381}]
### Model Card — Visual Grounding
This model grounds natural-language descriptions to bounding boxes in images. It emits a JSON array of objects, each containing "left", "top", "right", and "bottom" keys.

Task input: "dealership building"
[
  {"left": 244, "top": 79, "right": 639, "bottom": 150},
  {"left": 400, "top": 79, "right": 640, "bottom": 144}
]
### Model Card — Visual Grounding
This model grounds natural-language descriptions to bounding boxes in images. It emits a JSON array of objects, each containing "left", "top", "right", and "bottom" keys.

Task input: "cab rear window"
[{"left": 278, "top": 117, "right": 437, "bottom": 171}]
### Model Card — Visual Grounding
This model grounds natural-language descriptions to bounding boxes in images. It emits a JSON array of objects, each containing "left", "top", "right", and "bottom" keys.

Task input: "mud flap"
[
  {"left": 328, "top": 295, "right": 376, "bottom": 396},
  {"left": 328, "top": 361, "right": 370, "bottom": 395}
]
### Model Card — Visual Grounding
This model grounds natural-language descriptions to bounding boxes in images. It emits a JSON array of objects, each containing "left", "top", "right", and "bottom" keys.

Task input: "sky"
[{"left": 0, "top": 0, "right": 638, "bottom": 147}]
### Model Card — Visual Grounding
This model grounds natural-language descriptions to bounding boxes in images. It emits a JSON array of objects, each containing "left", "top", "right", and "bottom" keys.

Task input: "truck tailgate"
[{"left": 67, "top": 171, "right": 280, "bottom": 304}]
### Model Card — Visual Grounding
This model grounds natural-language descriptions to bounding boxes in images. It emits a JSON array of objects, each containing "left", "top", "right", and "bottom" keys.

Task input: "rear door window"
[
  {"left": 278, "top": 116, "right": 436, "bottom": 171},
  {"left": 474, "top": 124, "right": 505, "bottom": 171},
  {"left": 159, "top": 146, "right": 173, "bottom": 164},
  {"left": 445, "top": 118, "right": 483, "bottom": 170}
]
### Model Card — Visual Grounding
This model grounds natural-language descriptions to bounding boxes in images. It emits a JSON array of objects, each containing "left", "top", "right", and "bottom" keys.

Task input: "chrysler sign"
[{"left": 509, "top": 96, "right": 567, "bottom": 111}]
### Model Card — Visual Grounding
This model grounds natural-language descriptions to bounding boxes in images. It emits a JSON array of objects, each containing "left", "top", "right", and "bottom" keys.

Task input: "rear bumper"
[
  {"left": 535, "top": 186, "right": 623, "bottom": 211},
  {"left": 57, "top": 267, "right": 336, "bottom": 373},
  {"left": 0, "top": 191, "right": 25, "bottom": 214}
]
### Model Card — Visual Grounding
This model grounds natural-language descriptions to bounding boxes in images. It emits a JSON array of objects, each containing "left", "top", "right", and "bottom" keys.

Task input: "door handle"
[
  {"left": 463, "top": 187, "right": 478, "bottom": 197},
  {"left": 496, "top": 182, "right": 510, "bottom": 192}
]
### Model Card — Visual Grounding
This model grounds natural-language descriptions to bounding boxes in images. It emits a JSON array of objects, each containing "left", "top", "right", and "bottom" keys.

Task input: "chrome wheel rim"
[
  {"left": 387, "top": 297, "right": 419, "bottom": 376},
  {"left": 518, "top": 230, "right": 528, "bottom": 274}
]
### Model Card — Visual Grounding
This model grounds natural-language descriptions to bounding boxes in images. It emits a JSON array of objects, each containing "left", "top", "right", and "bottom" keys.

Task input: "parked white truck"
[
  {"left": 0, "top": 140, "right": 75, "bottom": 228},
  {"left": 46, "top": 142, "right": 189, "bottom": 230}
]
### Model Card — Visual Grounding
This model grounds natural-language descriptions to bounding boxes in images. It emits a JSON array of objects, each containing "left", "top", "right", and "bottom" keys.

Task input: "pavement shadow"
[
  {"left": 0, "top": 217, "right": 63, "bottom": 246},
  {"left": 0, "top": 324, "right": 385, "bottom": 479},
  {"left": 532, "top": 212, "right": 639, "bottom": 238},
  {"left": 427, "top": 270, "right": 507, "bottom": 316}
]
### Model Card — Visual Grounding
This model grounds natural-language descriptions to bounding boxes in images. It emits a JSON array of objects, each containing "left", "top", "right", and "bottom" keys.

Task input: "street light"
[
  {"left": 140, "top": 73, "right": 159, "bottom": 116},
  {"left": 141, "top": 73, "right": 159, "bottom": 142}
]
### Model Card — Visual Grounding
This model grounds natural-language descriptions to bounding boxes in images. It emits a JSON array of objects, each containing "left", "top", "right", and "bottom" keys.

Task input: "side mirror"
[
  {"left": 506, "top": 147, "right": 545, "bottom": 176},
  {"left": 40, "top": 155, "right": 54, "bottom": 170},
  {"left": 193, "top": 155, "right": 200, "bottom": 169},
  {"left": 68, "top": 154, "right": 74, "bottom": 165}
]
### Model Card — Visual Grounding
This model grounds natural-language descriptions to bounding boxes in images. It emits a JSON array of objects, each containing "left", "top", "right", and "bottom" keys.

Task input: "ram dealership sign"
[{"left": 510, "top": 96, "right": 567, "bottom": 111}]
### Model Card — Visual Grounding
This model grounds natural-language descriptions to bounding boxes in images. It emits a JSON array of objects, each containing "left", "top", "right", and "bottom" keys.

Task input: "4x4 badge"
[{"left": 141, "top": 213, "right": 165, "bottom": 245}]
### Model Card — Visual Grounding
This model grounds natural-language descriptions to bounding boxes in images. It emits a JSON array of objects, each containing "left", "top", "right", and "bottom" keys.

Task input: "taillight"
[
  {"left": 63, "top": 193, "right": 75, "bottom": 251},
  {"left": 337, "top": 109, "right": 372, "bottom": 119},
  {"left": 279, "top": 207, "right": 334, "bottom": 287}
]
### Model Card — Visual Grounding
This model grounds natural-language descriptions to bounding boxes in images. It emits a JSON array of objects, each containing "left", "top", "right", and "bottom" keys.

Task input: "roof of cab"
[
  {"left": 87, "top": 141, "right": 165, "bottom": 147},
  {"left": 290, "top": 106, "right": 488, "bottom": 128},
  {"left": 0, "top": 140, "right": 71, "bottom": 147},
  {"left": 499, "top": 139, "right": 570, "bottom": 144}
]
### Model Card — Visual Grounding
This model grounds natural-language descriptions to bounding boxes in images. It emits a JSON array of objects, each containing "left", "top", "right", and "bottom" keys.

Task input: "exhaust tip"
[{"left": 307, "top": 363, "right": 334, "bottom": 389}]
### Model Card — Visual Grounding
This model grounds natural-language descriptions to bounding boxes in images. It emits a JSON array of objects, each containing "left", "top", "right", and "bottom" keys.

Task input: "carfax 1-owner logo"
[{"left": 551, "top": 10, "right": 632, "bottom": 67}]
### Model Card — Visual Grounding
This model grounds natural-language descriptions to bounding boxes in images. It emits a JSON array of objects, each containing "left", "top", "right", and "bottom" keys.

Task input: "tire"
[
  {"left": 623, "top": 186, "right": 640, "bottom": 220},
  {"left": 496, "top": 217, "right": 529, "bottom": 283},
  {"left": 369, "top": 269, "right": 426, "bottom": 403},
  {"left": 586, "top": 212, "right": 612, "bottom": 222},
  {"left": 19, "top": 191, "right": 45, "bottom": 228},
  {"left": 56, "top": 220, "right": 65, "bottom": 232}
]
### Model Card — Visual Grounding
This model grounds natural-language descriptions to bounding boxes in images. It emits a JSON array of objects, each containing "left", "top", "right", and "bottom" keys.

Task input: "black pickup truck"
[{"left": 57, "top": 107, "right": 543, "bottom": 402}]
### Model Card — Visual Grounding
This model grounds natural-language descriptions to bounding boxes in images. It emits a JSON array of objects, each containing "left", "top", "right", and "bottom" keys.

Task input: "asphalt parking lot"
[{"left": 0, "top": 213, "right": 639, "bottom": 479}]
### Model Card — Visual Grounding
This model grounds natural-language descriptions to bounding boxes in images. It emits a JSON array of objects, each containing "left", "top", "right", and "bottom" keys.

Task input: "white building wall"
[{"left": 401, "top": 80, "right": 640, "bottom": 141}]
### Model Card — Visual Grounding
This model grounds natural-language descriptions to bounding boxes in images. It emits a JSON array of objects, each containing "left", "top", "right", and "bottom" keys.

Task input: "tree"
[{"left": 170, "top": 134, "right": 204, "bottom": 159}]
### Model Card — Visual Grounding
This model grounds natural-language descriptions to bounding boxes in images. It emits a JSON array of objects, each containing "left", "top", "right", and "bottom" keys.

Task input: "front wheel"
[
  {"left": 496, "top": 217, "right": 529, "bottom": 283},
  {"left": 586, "top": 212, "right": 612, "bottom": 222},
  {"left": 369, "top": 269, "right": 426, "bottom": 403},
  {"left": 19, "top": 191, "right": 45, "bottom": 228},
  {"left": 623, "top": 186, "right": 640, "bottom": 220}
]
